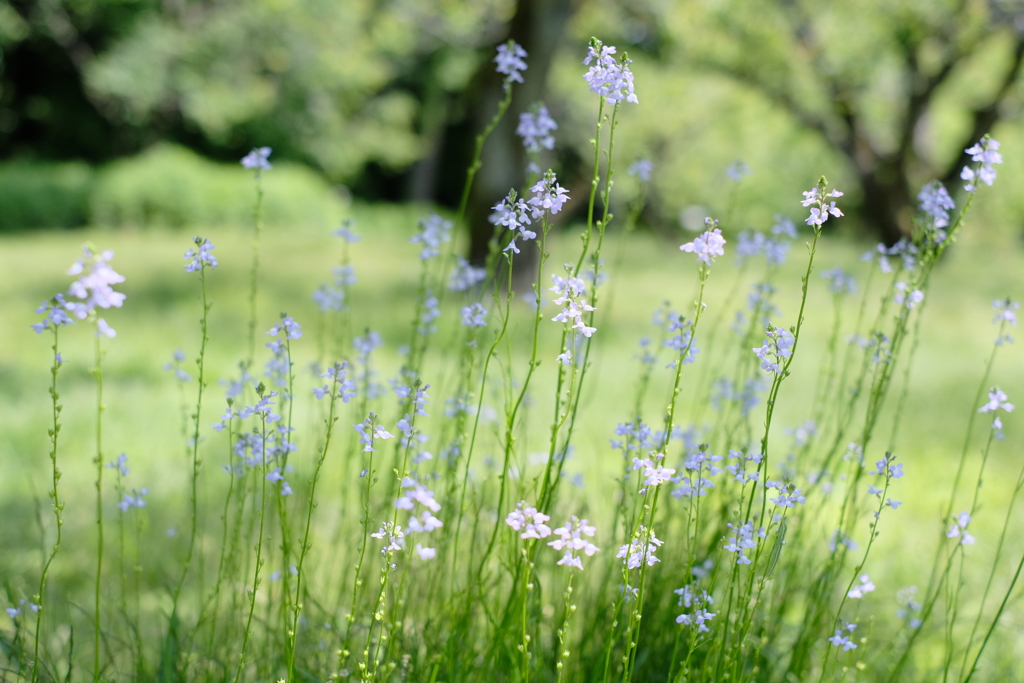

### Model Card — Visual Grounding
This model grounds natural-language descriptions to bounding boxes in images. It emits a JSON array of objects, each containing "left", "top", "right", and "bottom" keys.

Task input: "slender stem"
[
  {"left": 32, "top": 326, "right": 64, "bottom": 683},
  {"left": 234, "top": 408, "right": 269, "bottom": 683},
  {"left": 92, "top": 323, "right": 105, "bottom": 683}
]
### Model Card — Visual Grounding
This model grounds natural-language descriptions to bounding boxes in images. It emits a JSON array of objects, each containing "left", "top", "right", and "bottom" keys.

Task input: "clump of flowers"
[
  {"left": 674, "top": 585, "right": 716, "bottom": 632},
  {"left": 494, "top": 40, "right": 528, "bottom": 84},
  {"left": 241, "top": 147, "right": 272, "bottom": 171},
  {"left": 583, "top": 38, "right": 638, "bottom": 105},
  {"left": 506, "top": 501, "right": 553, "bottom": 540},
  {"left": 828, "top": 621, "right": 858, "bottom": 650},
  {"left": 410, "top": 213, "right": 453, "bottom": 260},
  {"left": 65, "top": 247, "right": 127, "bottom": 333},
  {"left": 754, "top": 324, "right": 795, "bottom": 375},
  {"left": 495, "top": 190, "right": 535, "bottom": 255},
  {"left": 548, "top": 516, "right": 599, "bottom": 570},
  {"left": 517, "top": 104, "right": 557, "bottom": 153},
  {"left": 894, "top": 282, "right": 924, "bottom": 310},
  {"left": 801, "top": 183, "right": 844, "bottom": 228},
  {"left": 184, "top": 236, "right": 218, "bottom": 272},
  {"left": 551, "top": 269, "right": 597, "bottom": 341},
  {"left": 680, "top": 218, "right": 726, "bottom": 266},
  {"left": 947, "top": 511, "right": 975, "bottom": 546},
  {"left": 961, "top": 136, "right": 1002, "bottom": 192},
  {"left": 617, "top": 525, "right": 663, "bottom": 569}
]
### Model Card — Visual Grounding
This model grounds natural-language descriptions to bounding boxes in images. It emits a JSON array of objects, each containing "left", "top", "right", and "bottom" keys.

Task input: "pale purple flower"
[
  {"left": 978, "top": 387, "right": 1014, "bottom": 414},
  {"left": 332, "top": 219, "right": 361, "bottom": 243},
  {"left": 548, "top": 516, "right": 599, "bottom": 570},
  {"left": 918, "top": 181, "right": 955, "bottom": 229},
  {"left": 118, "top": 487, "right": 149, "bottom": 512},
  {"left": 771, "top": 214, "right": 797, "bottom": 239},
  {"left": 828, "top": 622, "right": 858, "bottom": 650},
  {"left": 32, "top": 294, "right": 75, "bottom": 333},
  {"left": 517, "top": 105, "right": 557, "bottom": 153},
  {"left": 801, "top": 185, "right": 844, "bottom": 228},
  {"left": 184, "top": 236, "right": 218, "bottom": 272},
  {"left": 96, "top": 318, "right": 116, "bottom": 338},
  {"left": 268, "top": 315, "right": 302, "bottom": 340},
  {"left": 527, "top": 171, "right": 570, "bottom": 219},
  {"left": 674, "top": 585, "right": 716, "bottom": 632},
  {"left": 753, "top": 324, "right": 795, "bottom": 375},
  {"left": 725, "top": 160, "right": 752, "bottom": 182},
  {"left": 893, "top": 282, "right": 924, "bottom": 310},
  {"left": 461, "top": 303, "right": 488, "bottom": 328},
  {"left": 821, "top": 267, "right": 856, "bottom": 295},
  {"left": 414, "top": 544, "right": 436, "bottom": 560},
  {"left": 241, "top": 147, "right": 272, "bottom": 171},
  {"left": 961, "top": 137, "right": 1001, "bottom": 192},
  {"left": 494, "top": 41, "right": 528, "bottom": 84},
  {"left": 506, "top": 501, "right": 553, "bottom": 540},
  {"left": 680, "top": 221, "right": 726, "bottom": 265},
  {"left": 410, "top": 213, "right": 453, "bottom": 260},
  {"left": 617, "top": 525, "right": 662, "bottom": 569},
  {"left": 992, "top": 298, "right": 1019, "bottom": 327},
  {"left": 628, "top": 158, "right": 653, "bottom": 182},
  {"left": 583, "top": 39, "right": 638, "bottom": 105},
  {"left": 494, "top": 190, "right": 534, "bottom": 254},
  {"left": 449, "top": 256, "right": 487, "bottom": 292},
  {"left": 947, "top": 511, "right": 975, "bottom": 545},
  {"left": 65, "top": 247, "right": 126, "bottom": 320}
]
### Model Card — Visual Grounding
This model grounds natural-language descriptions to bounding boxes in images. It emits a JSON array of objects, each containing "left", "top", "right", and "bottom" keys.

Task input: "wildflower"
[
  {"left": 847, "top": 574, "right": 876, "bottom": 599},
  {"left": 184, "top": 237, "right": 218, "bottom": 272},
  {"left": 410, "top": 213, "right": 453, "bottom": 260},
  {"left": 527, "top": 171, "right": 570, "bottom": 219},
  {"left": 494, "top": 190, "right": 535, "bottom": 255},
  {"left": 419, "top": 291, "right": 440, "bottom": 336},
  {"left": 947, "top": 511, "right": 975, "bottom": 545},
  {"left": 332, "top": 219, "right": 361, "bottom": 242},
  {"left": 517, "top": 104, "right": 557, "bottom": 153},
  {"left": 505, "top": 501, "right": 553, "bottom": 540},
  {"left": 961, "top": 136, "right": 1001, "bottom": 192},
  {"left": 583, "top": 39, "right": 638, "bottom": 105},
  {"left": 801, "top": 183, "right": 844, "bottom": 228},
  {"left": 65, "top": 246, "right": 126, "bottom": 322},
  {"left": 978, "top": 387, "right": 1014, "bottom": 414},
  {"left": 724, "top": 449, "right": 762, "bottom": 484},
  {"left": 754, "top": 324, "right": 795, "bottom": 375},
  {"left": 617, "top": 525, "right": 662, "bottom": 569},
  {"left": 118, "top": 488, "right": 149, "bottom": 511},
  {"left": 107, "top": 453, "right": 129, "bottom": 477},
  {"left": 449, "top": 256, "right": 486, "bottom": 292},
  {"left": 680, "top": 220, "right": 726, "bottom": 265},
  {"left": 412, "top": 383, "right": 430, "bottom": 417},
  {"left": 725, "top": 160, "right": 752, "bottom": 181},
  {"left": 461, "top": 303, "right": 488, "bottom": 328},
  {"left": 992, "top": 298, "right": 1019, "bottom": 327},
  {"left": 371, "top": 522, "right": 405, "bottom": 555},
  {"left": 314, "top": 362, "right": 356, "bottom": 402},
  {"left": 548, "top": 516, "right": 599, "bottom": 570},
  {"left": 628, "top": 158, "right": 653, "bottom": 182},
  {"left": 241, "top": 147, "right": 272, "bottom": 170},
  {"left": 312, "top": 284, "right": 344, "bottom": 312},
  {"left": 32, "top": 294, "right": 75, "bottom": 333},
  {"left": 821, "top": 268, "right": 856, "bottom": 295},
  {"left": 918, "top": 180, "right": 955, "bottom": 231},
  {"left": 897, "top": 586, "right": 923, "bottom": 628},
  {"left": 723, "top": 521, "right": 760, "bottom": 565},
  {"left": 828, "top": 621, "right": 858, "bottom": 651},
  {"left": 631, "top": 454, "right": 676, "bottom": 490},
  {"left": 414, "top": 544, "right": 436, "bottom": 560},
  {"left": 97, "top": 319, "right": 116, "bottom": 338},
  {"left": 6, "top": 607, "right": 19, "bottom": 619},
  {"left": 771, "top": 214, "right": 798, "bottom": 239},
  {"left": 163, "top": 350, "right": 191, "bottom": 382},
  {"left": 494, "top": 40, "right": 528, "bottom": 84},
  {"left": 893, "top": 282, "right": 924, "bottom": 310},
  {"left": 269, "top": 315, "right": 302, "bottom": 341},
  {"left": 674, "top": 586, "right": 716, "bottom": 632},
  {"left": 407, "top": 511, "right": 443, "bottom": 533},
  {"left": 556, "top": 350, "right": 572, "bottom": 365},
  {"left": 767, "top": 480, "right": 806, "bottom": 507}
]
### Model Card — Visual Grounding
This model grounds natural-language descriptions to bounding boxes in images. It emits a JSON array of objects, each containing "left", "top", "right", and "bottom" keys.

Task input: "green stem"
[{"left": 92, "top": 323, "right": 105, "bottom": 683}]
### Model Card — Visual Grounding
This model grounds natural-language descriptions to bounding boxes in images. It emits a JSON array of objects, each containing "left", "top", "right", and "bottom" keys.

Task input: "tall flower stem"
[
  {"left": 32, "top": 327, "right": 64, "bottom": 683},
  {"left": 247, "top": 172, "right": 264, "bottom": 368},
  {"left": 92, "top": 322, "right": 106, "bottom": 683}
]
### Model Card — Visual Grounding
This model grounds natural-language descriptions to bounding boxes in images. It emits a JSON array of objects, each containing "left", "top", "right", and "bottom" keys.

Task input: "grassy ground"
[{"left": 1, "top": 202, "right": 1023, "bottom": 679}]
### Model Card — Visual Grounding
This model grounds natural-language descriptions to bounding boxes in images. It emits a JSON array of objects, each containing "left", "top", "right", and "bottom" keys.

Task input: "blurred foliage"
[
  {"left": 89, "top": 143, "right": 347, "bottom": 228},
  {"left": 0, "top": 160, "right": 93, "bottom": 230}
]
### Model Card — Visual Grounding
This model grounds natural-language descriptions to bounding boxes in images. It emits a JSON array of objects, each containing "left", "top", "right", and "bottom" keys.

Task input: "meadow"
[{"left": 2, "top": 39, "right": 1024, "bottom": 683}]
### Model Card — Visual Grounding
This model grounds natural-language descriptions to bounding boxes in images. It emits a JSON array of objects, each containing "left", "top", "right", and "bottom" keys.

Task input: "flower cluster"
[
  {"left": 494, "top": 40, "right": 528, "bottom": 84},
  {"left": 828, "top": 621, "right": 858, "bottom": 651},
  {"left": 893, "top": 282, "right": 924, "bottom": 310},
  {"left": 725, "top": 160, "right": 752, "bottom": 182},
  {"left": 847, "top": 574, "right": 876, "bottom": 599},
  {"left": 917, "top": 180, "right": 955, "bottom": 234},
  {"left": 821, "top": 267, "right": 856, "bottom": 296},
  {"left": 767, "top": 480, "right": 806, "bottom": 508},
  {"left": 548, "top": 516, "right": 599, "bottom": 570},
  {"left": 506, "top": 501, "right": 553, "bottom": 540},
  {"left": 528, "top": 171, "right": 570, "bottom": 219},
  {"left": 551, "top": 270, "right": 597, "bottom": 341},
  {"left": 735, "top": 230, "right": 790, "bottom": 267},
  {"left": 671, "top": 446, "right": 723, "bottom": 498},
  {"left": 241, "top": 147, "right": 272, "bottom": 171},
  {"left": 411, "top": 213, "right": 453, "bottom": 260},
  {"left": 723, "top": 522, "right": 763, "bottom": 565},
  {"left": 583, "top": 39, "right": 638, "bottom": 105},
  {"left": 353, "top": 415, "right": 394, "bottom": 452},
  {"left": 978, "top": 387, "right": 1014, "bottom": 439},
  {"left": 418, "top": 291, "right": 441, "bottom": 336},
  {"left": 801, "top": 184, "right": 844, "bottom": 228},
  {"left": 961, "top": 136, "right": 1002, "bottom": 193},
  {"left": 617, "top": 525, "right": 663, "bottom": 569},
  {"left": 449, "top": 256, "right": 486, "bottom": 292},
  {"left": 495, "top": 190, "right": 535, "bottom": 255},
  {"left": 947, "top": 511, "right": 975, "bottom": 545},
  {"left": 674, "top": 585, "right": 716, "bottom": 632},
  {"left": 754, "top": 324, "right": 795, "bottom": 375},
  {"left": 332, "top": 219, "right": 360, "bottom": 243},
  {"left": 396, "top": 477, "right": 442, "bottom": 559},
  {"left": 517, "top": 104, "right": 557, "bottom": 153},
  {"left": 163, "top": 349, "right": 191, "bottom": 383},
  {"left": 680, "top": 220, "right": 726, "bottom": 266},
  {"left": 32, "top": 294, "right": 75, "bottom": 334},
  {"left": 631, "top": 452, "right": 676, "bottom": 494},
  {"left": 724, "top": 449, "right": 762, "bottom": 485},
  {"left": 664, "top": 315, "right": 700, "bottom": 367},
  {"left": 313, "top": 362, "right": 356, "bottom": 403},
  {"left": 461, "top": 302, "right": 488, "bottom": 328},
  {"left": 66, "top": 247, "right": 126, "bottom": 333},
  {"left": 371, "top": 521, "right": 405, "bottom": 557},
  {"left": 184, "top": 236, "right": 218, "bottom": 272}
]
